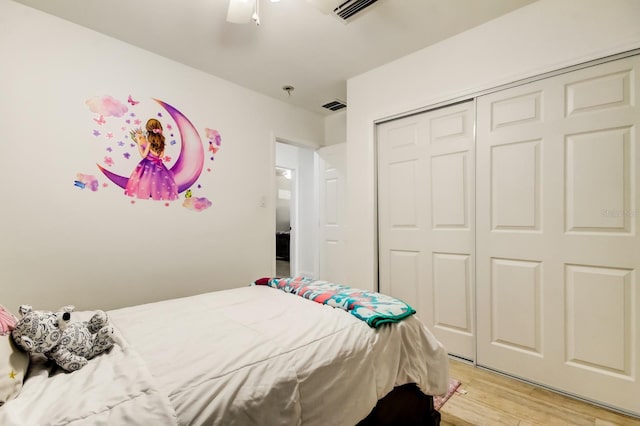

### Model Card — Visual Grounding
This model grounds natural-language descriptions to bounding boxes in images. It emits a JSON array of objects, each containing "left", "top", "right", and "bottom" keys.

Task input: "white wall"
[
  {"left": 346, "top": 0, "right": 640, "bottom": 291},
  {"left": 324, "top": 110, "right": 346, "bottom": 146},
  {"left": 0, "top": 0, "right": 324, "bottom": 311},
  {"left": 275, "top": 173, "right": 292, "bottom": 233}
]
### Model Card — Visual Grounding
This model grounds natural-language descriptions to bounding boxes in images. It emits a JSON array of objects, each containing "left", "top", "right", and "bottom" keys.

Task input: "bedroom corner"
[{"left": 0, "top": 0, "right": 324, "bottom": 312}]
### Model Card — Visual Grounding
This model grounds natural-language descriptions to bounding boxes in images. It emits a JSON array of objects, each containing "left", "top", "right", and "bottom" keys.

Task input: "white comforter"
[
  {"left": 1, "top": 285, "right": 448, "bottom": 426},
  {"left": 0, "top": 311, "right": 178, "bottom": 425}
]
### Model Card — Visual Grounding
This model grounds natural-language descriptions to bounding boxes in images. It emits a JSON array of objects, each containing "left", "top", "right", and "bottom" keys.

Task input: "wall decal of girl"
[
  {"left": 124, "top": 118, "right": 178, "bottom": 201},
  {"left": 84, "top": 96, "right": 221, "bottom": 211}
]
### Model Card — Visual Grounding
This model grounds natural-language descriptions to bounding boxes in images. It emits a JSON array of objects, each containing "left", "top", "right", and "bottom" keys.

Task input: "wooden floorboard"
[{"left": 439, "top": 358, "right": 640, "bottom": 426}]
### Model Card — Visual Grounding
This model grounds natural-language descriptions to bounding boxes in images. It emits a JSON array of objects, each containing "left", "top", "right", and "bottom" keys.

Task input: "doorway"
[
  {"left": 275, "top": 166, "right": 293, "bottom": 277},
  {"left": 275, "top": 141, "right": 317, "bottom": 279}
]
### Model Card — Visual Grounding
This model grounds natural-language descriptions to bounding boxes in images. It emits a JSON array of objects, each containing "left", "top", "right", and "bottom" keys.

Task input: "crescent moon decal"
[
  {"left": 97, "top": 99, "right": 205, "bottom": 194},
  {"left": 96, "top": 164, "right": 129, "bottom": 189}
]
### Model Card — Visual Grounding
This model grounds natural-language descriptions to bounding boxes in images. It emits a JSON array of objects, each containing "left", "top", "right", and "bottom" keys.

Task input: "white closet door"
[
  {"left": 476, "top": 55, "right": 640, "bottom": 415},
  {"left": 317, "top": 143, "right": 347, "bottom": 284},
  {"left": 378, "top": 101, "right": 475, "bottom": 360}
]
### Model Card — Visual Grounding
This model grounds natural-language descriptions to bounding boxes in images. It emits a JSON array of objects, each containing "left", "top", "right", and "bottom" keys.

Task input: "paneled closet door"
[
  {"left": 378, "top": 101, "right": 475, "bottom": 360},
  {"left": 476, "top": 55, "right": 640, "bottom": 415}
]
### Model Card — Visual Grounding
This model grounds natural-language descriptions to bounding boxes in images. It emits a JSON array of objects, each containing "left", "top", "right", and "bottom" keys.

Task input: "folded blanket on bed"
[{"left": 254, "top": 277, "right": 416, "bottom": 328}]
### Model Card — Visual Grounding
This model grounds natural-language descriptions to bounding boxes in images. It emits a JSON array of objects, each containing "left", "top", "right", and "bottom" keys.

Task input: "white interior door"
[
  {"left": 377, "top": 101, "right": 475, "bottom": 360},
  {"left": 317, "top": 143, "right": 347, "bottom": 284},
  {"left": 476, "top": 55, "right": 640, "bottom": 415}
]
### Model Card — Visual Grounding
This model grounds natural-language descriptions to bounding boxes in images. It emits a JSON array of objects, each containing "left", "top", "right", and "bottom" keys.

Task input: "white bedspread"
[
  {"left": 108, "top": 285, "right": 449, "bottom": 426},
  {"left": 0, "top": 312, "right": 178, "bottom": 426},
  {"left": 1, "top": 286, "right": 448, "bottom": 425}
]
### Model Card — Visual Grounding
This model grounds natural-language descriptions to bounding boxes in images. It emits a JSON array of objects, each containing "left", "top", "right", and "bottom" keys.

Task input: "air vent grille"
[
  {"left": 322, "top": 99, "right": 347, "bottom": 111},
  {"left": 334, "top": 0, "right": 379, "bottom": 20}
]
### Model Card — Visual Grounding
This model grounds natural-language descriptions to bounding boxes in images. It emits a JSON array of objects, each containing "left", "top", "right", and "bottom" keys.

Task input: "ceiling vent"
[
  {"left": 322, "top": 99, "right": 347, "bottom": 112},
  {"left": 333, "top": 0, "right": 379, "bottom": 21}
]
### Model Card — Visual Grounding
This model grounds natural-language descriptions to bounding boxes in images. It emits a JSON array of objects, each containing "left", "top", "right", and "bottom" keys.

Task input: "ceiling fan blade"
[{"left": 227, "top": 0, "right": 255, "bottom": 24}]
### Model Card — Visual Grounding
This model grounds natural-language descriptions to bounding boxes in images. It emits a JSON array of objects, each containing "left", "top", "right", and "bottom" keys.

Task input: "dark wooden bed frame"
[{"left": 357, "top": 383, "right": 441, "bottom": 426}]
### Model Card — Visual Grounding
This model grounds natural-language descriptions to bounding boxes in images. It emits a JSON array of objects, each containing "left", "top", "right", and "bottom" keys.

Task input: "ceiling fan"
[
  {"left": 226, "top": 0, "right": 277, "bottom": 26},
  {"left": 226, "top": 0, "right": 378, "bottom": 25}
]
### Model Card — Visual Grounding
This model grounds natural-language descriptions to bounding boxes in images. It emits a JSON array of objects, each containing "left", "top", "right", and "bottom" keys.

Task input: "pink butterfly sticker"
[
  {"left": 205, "top": 128, "right": 221, "bottom": 145},
  {"left": 127, "top": 95, "right": 139, "bottom": 106}
]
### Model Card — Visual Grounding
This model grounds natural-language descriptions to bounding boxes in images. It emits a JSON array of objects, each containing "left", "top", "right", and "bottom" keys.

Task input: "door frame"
[{"left": 273, "top": 137, "right": 319, "bottom": 278}]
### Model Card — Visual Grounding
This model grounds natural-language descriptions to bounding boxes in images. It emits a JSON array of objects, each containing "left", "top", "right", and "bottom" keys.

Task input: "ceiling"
[{"left": 13, "top": 0, "right": 536, "bottom": 116}]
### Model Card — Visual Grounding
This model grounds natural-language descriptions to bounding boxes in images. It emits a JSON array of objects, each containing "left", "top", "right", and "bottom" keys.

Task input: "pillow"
[
  {"left": 0, "top": 305, "right": 29, "bottom": 406},
  {"left": 253, "top": 277, "right": 273, "bottom": 286}
]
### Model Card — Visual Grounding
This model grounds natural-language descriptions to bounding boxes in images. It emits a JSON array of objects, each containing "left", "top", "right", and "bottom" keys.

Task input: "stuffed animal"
[{"left": 11, "top": 305, "right": 115, "bottom": 372}]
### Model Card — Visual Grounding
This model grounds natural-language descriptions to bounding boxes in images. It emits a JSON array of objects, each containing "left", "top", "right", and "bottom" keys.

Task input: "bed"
[{"left": 0, "top": 280, "right": 449, "bottom": 425}]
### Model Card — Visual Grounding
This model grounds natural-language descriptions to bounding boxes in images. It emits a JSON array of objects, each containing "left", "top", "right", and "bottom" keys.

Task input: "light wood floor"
[
  {"left": 440, "top": 358, "right": 640, "bottom": 426},
  {"left": 276, "top": 259, "right": 290, "bottom": 277}
]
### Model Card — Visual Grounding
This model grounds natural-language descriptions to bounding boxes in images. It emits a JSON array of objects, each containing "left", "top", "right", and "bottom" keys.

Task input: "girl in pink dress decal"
[{"left": 125, "top": 118, "right": 178, "bottom": 201}]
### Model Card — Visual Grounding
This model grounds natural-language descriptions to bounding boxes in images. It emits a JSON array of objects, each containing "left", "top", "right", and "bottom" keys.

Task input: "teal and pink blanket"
[{"left": 254, "top": 277, "right": 416, "bottom": 328}]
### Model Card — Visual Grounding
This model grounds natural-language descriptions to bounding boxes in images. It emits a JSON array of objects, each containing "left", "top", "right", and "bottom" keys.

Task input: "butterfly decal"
[
  {"left": 204, "top": 128, "right": 222, "bottom": 163},
  {"left": 127, "top": 95, "right": 140, "bottom": 106},
  {"left": 93, "top": 115, "right": 106, "bottom": 125},
  {"left": 93, "top": 130, "right": 101, "bottom": 137},
  {"left": 205, "top": 128, "right": 221, "bottom": 144}
]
